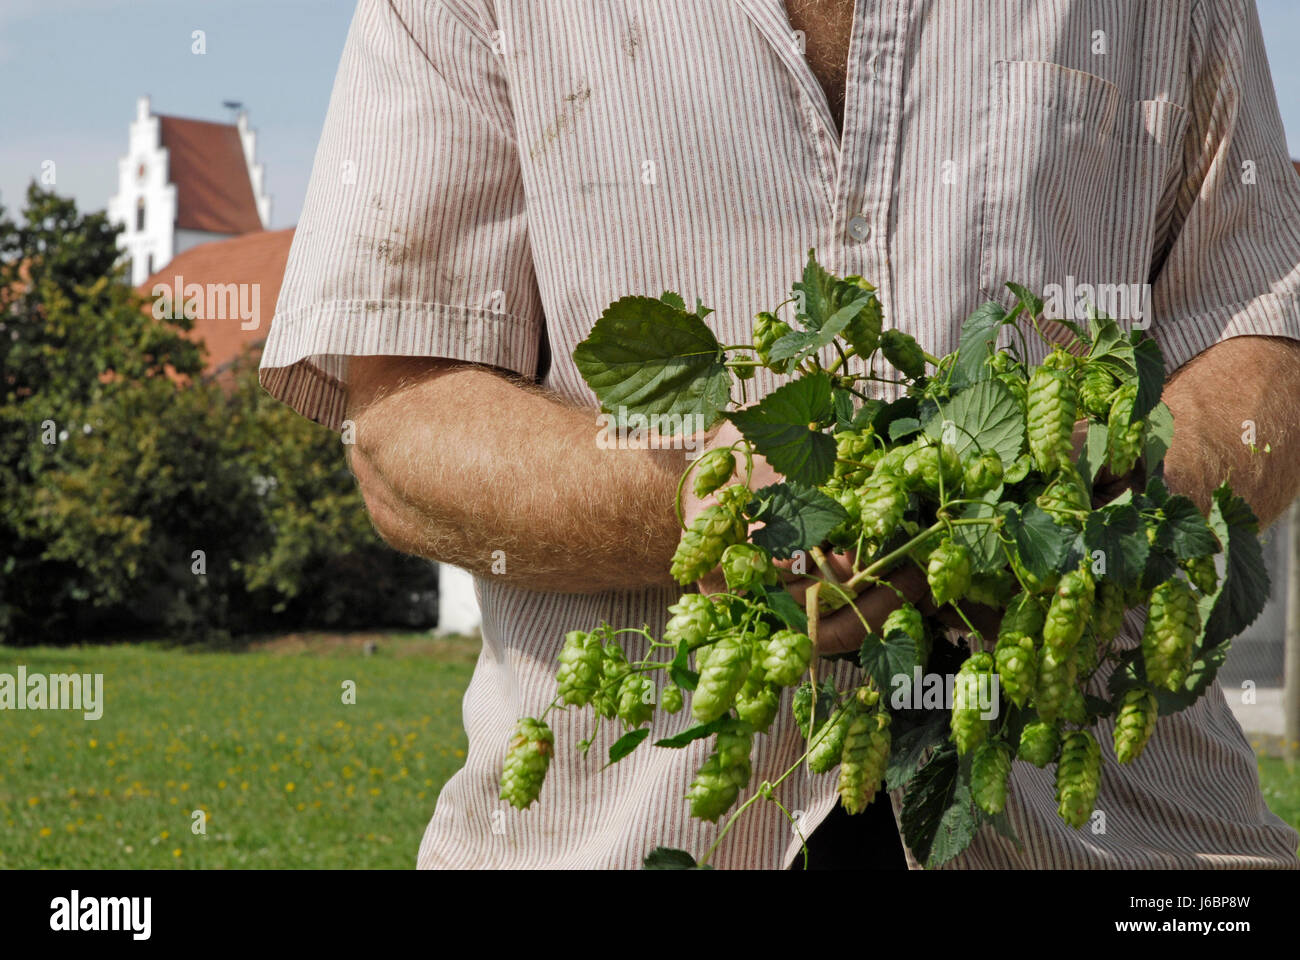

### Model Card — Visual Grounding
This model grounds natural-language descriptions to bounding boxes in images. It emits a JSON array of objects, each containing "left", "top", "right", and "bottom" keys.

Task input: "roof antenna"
[{"left": 222, "top": 100, "right": 244, "bottom": 124}]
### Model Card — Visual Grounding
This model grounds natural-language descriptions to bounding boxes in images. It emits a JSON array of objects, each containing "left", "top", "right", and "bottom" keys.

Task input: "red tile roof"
[
  {"left": 159, "top": 115, "right": 264, "bottom": 235},
  {"left": 139, "top": 228, "right": 295, "bottom": 376}
]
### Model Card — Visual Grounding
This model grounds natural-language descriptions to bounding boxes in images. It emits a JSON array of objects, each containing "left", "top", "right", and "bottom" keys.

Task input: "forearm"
[
  {"left": 347, "top": 359, "right": 686, "bottom": 593},
  {"left": 1160, "top": 335, "right": 1300, "bottom": 526}
]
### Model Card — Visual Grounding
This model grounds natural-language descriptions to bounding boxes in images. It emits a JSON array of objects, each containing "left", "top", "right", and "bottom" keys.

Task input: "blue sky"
[{"left": 4, "top": 0, "right": 1300, "bottom": 230}]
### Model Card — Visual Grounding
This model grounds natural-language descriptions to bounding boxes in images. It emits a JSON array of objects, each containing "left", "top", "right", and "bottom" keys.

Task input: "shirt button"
[{"left": 848, "top": 216, "right": 871, "bottom": 241}]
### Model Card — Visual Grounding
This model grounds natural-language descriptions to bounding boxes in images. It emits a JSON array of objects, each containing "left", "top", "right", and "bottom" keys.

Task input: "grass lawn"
[
  {"left": 0, "top": 633, "right": 477, "bottom": 868},
  {"left": 2, "top": 634, "right": 1298, "bottom": 868}
]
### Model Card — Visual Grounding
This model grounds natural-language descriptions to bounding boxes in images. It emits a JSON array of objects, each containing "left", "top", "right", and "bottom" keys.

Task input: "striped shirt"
[{"left": 260, "top": 0, "right": 1300, "bottom": 868}]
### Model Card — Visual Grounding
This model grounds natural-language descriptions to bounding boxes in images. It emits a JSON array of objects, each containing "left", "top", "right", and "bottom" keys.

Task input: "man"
[{"left": 261, "top": 0, "right": 1300, "bottom": 868}]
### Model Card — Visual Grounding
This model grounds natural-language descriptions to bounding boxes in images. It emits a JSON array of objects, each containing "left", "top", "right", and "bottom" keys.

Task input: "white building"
[{"left": 108, "top": 96, "right": 271, "bottom": 286}]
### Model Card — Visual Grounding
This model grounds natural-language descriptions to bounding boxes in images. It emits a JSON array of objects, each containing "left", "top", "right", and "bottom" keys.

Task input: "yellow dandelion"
[
  {"left": 285, "top": 782, "right": 296, "bottom": 793},
  {"left": 39, "top": 827, "right": 52, "bottom": 837}
]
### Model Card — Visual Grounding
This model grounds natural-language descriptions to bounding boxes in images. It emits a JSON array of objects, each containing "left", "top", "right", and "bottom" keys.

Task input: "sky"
[{"left": 4, "top": 0, "right": 1300, "bottom": 230}]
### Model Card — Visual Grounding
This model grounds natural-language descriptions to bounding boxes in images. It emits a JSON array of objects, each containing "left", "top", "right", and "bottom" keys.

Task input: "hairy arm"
[
  {"left": 1160, "top": 335, "right": 1300, "bottom": 526},
  {"left": 345, "top": 356, "right": 686, "bottom": 593}
]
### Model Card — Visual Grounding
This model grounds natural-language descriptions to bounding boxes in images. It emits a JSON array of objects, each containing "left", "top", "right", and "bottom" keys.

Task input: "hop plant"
[
  {"left": 1036, "top": 462, "right": 1090, "bottom": 526},
  {"left": 901, "top": 442, "right": 963, "bottom": 496},
  {"left": 951, "top": 653, "right": 995, "bottom": 755},
  {"left": 963, "top": 450, "right": 1004, "bottom": 497},
  {"left": 927, "top": 539, "right": 972, "bottom": 607},
  {"left": 1042, "top": 566, "right": 1095, "bottom": 657},
  {"left": 840, "top": 277, "right": 884, "bottom": 358},
  {"left": 686, "top": 727, "right": 754, "bottom": 822},
  {"left": 663, "top": 594, "right": 718, "bottom": 650},
  {"left": 670, "top": 499, "right": 746, "bottom": 585},
  {"left": 1113, "top": 687, "right": 1158, "bottom": 764},
  {"left": 735, "top": 671, "right": 781, "bottom": 733},
  {"left": 594, "top": 642, "right": 631, "bottom": 719},
  {"left": 499, "top": 718, "right": 554, "bottom": 810},
  {"left": 880, "top": 329, "right": 927, "bottom": 378},
  {"left": 753, "top": 311, "right": 794, "bottom": 374},
  {"left": 972, "top": 741, "right": 1013, "bottom": 815},
  {"left": 1107, "top": 383, "right": 1145, "bottom": 477},
  {"left": 808, "top": 704, "right": 855, "bottom": 774},
  {"left": 1184, "top": 554, "right": 1219, "bottom": 595},
  {"left": 1026, "top": 365, "right": 1079, "bottom": 473},
  {"left": 838, "top": 710, "right": 891, "bottom": 814},
  {"left": 692, "top": 447, "right": 736, "bottom": 498},
  {"left": 691, "top": 632, "right": 752, "bottom": 723},
  {"left": 616, "top": 674, "right": 656, "bottom": 729},
  {"left": 660, "top": 683, "right": 685, "bottom": 715},
  {"left": 721, "top": 543, "right": 779, "bottom": 593},
  {"left": 555, "top": 630, "right": 603, "bottom": 707},
  {"left": 858, "top": 473, "right": 909, "bottom": 542},
  {"left": 761, "top": 629, "right": 814, "bottom": 687},
  {"left": 1055, "top": 730, "right": 1102, "bottom": 829},
  {"left": 1017, "top": 720, "right": 1060, "bottom": 768},
  {"left": 1142, "top": 578, "right": 1201, "bottom": 691},
  {"left": 833, "top": 429, "right": 877, "bottom": 486},
  {"left": 1080, "top": 364, "right": 1117, "bottom": 418},
  {"left": 882, "top": 603, "right": 929, "bottom": 666},
  {"left": 994, "top": 632, "right": 1037, "bottom": 708}
]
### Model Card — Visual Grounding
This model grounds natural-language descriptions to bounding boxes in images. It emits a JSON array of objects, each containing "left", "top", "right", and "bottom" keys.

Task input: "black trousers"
[{"left": 790, "top": 787, "right": 909, "bottom": 870}]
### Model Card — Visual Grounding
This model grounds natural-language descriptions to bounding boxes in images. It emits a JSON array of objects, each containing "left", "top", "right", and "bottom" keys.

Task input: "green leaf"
[
  {"left": 885, "top": 711, "right": 949, "bottom": 791},
  {"left": 1082, "top": 504, "right": 1149, "bottom": 587},
  {"left": 924, "top": 377, "right": 1025, "bottom": 468},
  {"left": 1079, "top": 421, "right": 1110, "bottom": 489},
  {"left": 659, "top": 291, "right": 686, "bottom": 311},
  {"left": 954, "top": 486, "right": 1005, "bottom": 574},
  {"left": 831, "top": 388, "right": 856, "bottom": 431},
  {"left": 670, "top": 640, "right": 698, "bottom": 691},
  {"left": 1132, "top": 336, "right": 1165, "bottom": 423},
  {"left": 643, "top": 846, "right": 709, "bottom": 870},
  {"left": 769, "top": 295, "right": 870, "bottom": 364},
  {"left": 901, "top": 745, "right": 978, "bottom": 868},
  {"left": 607, "top": 728, "right": 650, "bottom": 765},
  {"left": 950, "top": 301, "right": 1006, "bottom": 388},
  {"left": 888, "top": 417, "right": 922, "bottom": 442},
  {"left": 758, "top": 585, "right": 809, "bottom": 633},
  {"left": 791, "top": 249, "right": 841, "bottom": 330},
  {"left": 1108, "top": 644, "right": 1230, "bottom": 716},
  {"left": 793, "top": 680, "right": 838, "bottom": 739},
  {"left": 574, "top": 295, "right": 731, "bottom": 429},
  {"left": 1142, "top": 402, "right": 1174, "bottom": 470},
  {"left": 871, "top": 395, "right": 921, "bottom": 438},
  {"left": 746, "top": 481, "right": 847, "bottom": 559},
  {"left": 1002, "top": 503, "right": 1074, "bottom": 579},
  {"left": 653, "top": 716, "right": 733, "bottom": 749},
  {"left": 1004, "top": 281, "right": 1044, "bottom": 321},
  {"left": 849, "top": 398, "right": 885, "bottom": 431},
  {"left": 1157, "top": 496, "right": 1218, "bottom": 560},
  {"left": 728, "top": 373, "right": 836, "bottom": 485},
  {"left": 859, "top": 627, "right": 920, "bottom": 698},
  {"left": 1087, "top": 313, "right": 1136, "bottom": 380},
  {"left": 1201, "top": 484, "right": 1269, "bottom": 648}
]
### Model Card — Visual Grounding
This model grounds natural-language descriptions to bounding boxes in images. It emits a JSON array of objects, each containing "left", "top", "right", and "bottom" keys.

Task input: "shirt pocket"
[{"left": 977, "top": 60, "right": 1188, "bottom": 307}]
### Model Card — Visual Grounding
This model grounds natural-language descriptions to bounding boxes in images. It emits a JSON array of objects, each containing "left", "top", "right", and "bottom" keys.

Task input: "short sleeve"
[
  {"left": 259, "top": 0, "right": 542, "bottom": 431},
  {"left": 1150, "top": 0, "right": 1300, "bottom": 374}
]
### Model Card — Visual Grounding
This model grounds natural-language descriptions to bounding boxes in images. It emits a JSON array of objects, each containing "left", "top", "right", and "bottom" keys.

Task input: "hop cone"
[
  {"left": 808, "top": 704, "right": 855, "bottom": 774},
  {"left": 951, "top": 653, "right": 995, "bottom": 755},
  {"left": 692, "top": 447, "right": 736, "bottom": 498},
  {"left": 880, "top": 329, "right": 927, "bottom": 379},
  {"left": 1114, "top": 687, "right": 1159, "bottom": 763},
  {"left": 663, "top": 593, "right": 718, "bottom": 650},
  {"left": 660, "top": 683, "right": 685, "bottom": 715},
  {"left": 883, "top": 603, "right": 930, "bottom": 666},
  {"left": 616, "top": 673, "right": 656, "bottom": 729},
  {"left": 838, "top": 711, "right": 891, "bottom": 815},
  {"left": 1106, "top": 383, "right": 1145, "bottom": 477},
  {"left": 500, "top": 718, "right": 554, "bottom": 810},
  {"left": 1034, "top": 645, "right": 1077, "bottom": 724},
  {"left": 1142, "top": 578, "right": 1200, "bottom": 691},
  {"left": 721, "top": 543, "right": 779, "bottom": 593},
  {"left": 1080, "top": 364, "right": 1117, "bottom": 418},
  {"left": 1027, "top": 366, "right": 1079, "bottom": 474},
  {"left": 927, "top": 539, "right": 972, "bottom": 607},
  {"left": 686, "top": 727, "right": 754, "bottom": 822},
  {"left": 762, "top": 629, "right": 813, "bottom": 687},
  {"left": 1036, "top": 461, "right": 1090, "bottom": 527},
  {"left": 858, "top": 474, "right": 908, "bottom": 542},
  {"left": 691, "top": 632, "right": 752, "bottom": 723},
  {"left": 753, "top": 311, "right": 794, "bottom": 373},
  {"left": 972, "top": 741, "right": 1013, "bottom": 815},
  {"left": 1184, "top": 555, "right": 1219, "bottom": 595},
  {"left": 555, "top": 630, "right": 603, "bottom": 706},
  {"left": 593, "top": 642, "right": 631, "bottom": 719},
  {"left": 840, "top": 278, "right": 884, "bottom": 358},
  {"left": 1055, "top": 730, "right": 1101, "bottom": 829},
  {"left": 1042, "top": 566, "right": 1095, "bottom": 656},
  {"left": 963, "top": 450, "right": 1004, "bottom": 497},
  {"left": 670, "top": 501, "right": 746, "bottom": 585},
  {"left": 1017, "top": 720, "right": 1060, "bottom": 767},
  {"left": 994, "top": 632, "right": 1037, "bottom": 708}
]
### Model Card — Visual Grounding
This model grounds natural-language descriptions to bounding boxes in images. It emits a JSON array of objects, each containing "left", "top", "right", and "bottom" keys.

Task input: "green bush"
[{"left": 0, "top": 185, "right": 437, "bottom": 644}]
